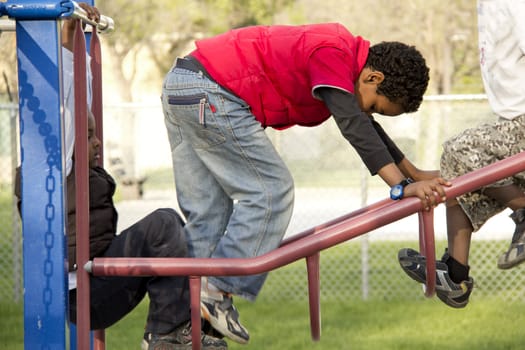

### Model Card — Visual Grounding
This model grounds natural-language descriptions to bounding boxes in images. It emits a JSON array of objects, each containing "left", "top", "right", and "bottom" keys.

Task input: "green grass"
[
  {"left": 2, "top": 185, "right": 524, "bottom": 349},
  {"left": 0, "top": 302, "right": 24, "bottom": 350},
  {"left": 3, "top": 297, "right": 524, "bottom": 350},
  {"left": 3, "top": 239, "right": 524, "bottom": 349},
  {"left": 224, "top": 298, "right": 524, "bottom": 350},
  {"left": 0, "top": 191, "right": 12, "bottom": 220}
]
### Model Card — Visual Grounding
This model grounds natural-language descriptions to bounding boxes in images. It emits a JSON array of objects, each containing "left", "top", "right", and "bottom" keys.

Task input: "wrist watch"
[{"left": 390, "top": 178, "right": 414, "bottom": 200}]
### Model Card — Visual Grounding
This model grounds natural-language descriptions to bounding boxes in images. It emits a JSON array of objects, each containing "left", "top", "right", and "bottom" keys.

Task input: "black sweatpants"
[{"left": 69, "top": 208, "right": 190, "bottom": 334}]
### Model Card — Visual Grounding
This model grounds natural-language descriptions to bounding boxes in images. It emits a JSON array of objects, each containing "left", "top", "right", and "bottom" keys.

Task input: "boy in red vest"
[{"left": 161, "top": 23, "right": 450, "bottom": 344}]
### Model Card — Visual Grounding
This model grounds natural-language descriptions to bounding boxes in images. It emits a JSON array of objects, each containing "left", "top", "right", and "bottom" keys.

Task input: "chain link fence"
[
  {"left": 0, "top": 104, "right": 22, "bottom": 303},
  {"left": 261, "top": 95, "right": 525, "bottom": 303},
  {"left": 1, "top": 95, "right": 524, "bottom": 305}
]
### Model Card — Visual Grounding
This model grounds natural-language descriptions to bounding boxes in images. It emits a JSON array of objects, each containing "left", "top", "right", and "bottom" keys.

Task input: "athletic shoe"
[
  {"left": 202, "top": 319, "right": 226, "bottom": 340},
  {"left": 398, "top": 248, "right": 474, "bottom": 308},
  {"left": 142, "top": 321, "right": 228, "bottom": 350},
  {"left": 200, "top": 280, "right": 250, "bottom": 344},
  {"left": 498, "top": 208, "right": 525, "bottom": 269}
]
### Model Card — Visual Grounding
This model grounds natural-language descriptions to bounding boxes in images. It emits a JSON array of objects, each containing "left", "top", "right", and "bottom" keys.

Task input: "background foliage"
[{"left": 0, "top": 0, "right": 480, "bottom": 104}]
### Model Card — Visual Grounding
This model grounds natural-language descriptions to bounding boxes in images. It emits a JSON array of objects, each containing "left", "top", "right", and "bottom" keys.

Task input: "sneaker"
[
  {"left": 200, "top": 280, "right": 250, "bottom": 344},
  {"left": 202, "top": 319, "right": 225, "bottom": 340},
  {"left": 143, "top": 321, "right": 228, "bottom": 350},
  {"left": 498, "top": 208, "right": 525, "bottom": 269},
  {"left": 398, "top": 248, "right": 474, "bottom": 308}
]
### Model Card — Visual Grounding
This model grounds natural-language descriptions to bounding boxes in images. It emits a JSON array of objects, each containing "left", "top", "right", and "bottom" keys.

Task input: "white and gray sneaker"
[
  {"left": 398, "top": 248, "right": 474, "bottom": 308},
  {"left": 200, "top": 280, "right": 250, "bottom": 344}
]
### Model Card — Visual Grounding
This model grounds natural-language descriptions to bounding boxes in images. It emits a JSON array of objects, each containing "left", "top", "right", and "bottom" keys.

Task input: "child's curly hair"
[{"left": 365, "top": 42, "right": 429, "bottom": 113}]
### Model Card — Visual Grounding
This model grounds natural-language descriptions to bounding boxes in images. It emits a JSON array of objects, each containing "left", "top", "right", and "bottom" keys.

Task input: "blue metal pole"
[
  {"left": 16, "top": 18, "right": 68, "bottom": 349},
  {"left": 8, "top": 1, "right": 110, "bottom": 348}
]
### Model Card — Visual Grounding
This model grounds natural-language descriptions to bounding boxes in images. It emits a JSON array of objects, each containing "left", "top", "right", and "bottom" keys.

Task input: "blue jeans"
[{"left": 161, "top": 66, "right": 294, "bottom": 301}]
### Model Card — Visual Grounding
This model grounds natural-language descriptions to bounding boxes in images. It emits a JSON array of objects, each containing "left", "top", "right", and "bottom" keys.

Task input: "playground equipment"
[
  {"left": 88, "top": 150, "right": 525, "bottom": 350},
  {"left": 5, "top": 1, "right": 525, "bottom": 349},
  {"left": 2, "top": 1, "right": 112, "bottom": 349}
]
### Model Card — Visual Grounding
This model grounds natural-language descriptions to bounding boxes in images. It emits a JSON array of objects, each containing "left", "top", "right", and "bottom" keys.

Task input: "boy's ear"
[{"left": 364, "top": 71, "right": 385, "bottom": 84}]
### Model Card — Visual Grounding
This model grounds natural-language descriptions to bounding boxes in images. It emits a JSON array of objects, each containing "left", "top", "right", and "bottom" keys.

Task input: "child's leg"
[
  {"left": 446, "top": 198, "right": 473, "bottom": 265},
  {"left": 398, "top": 196, "right": 475, "bottom": 307},
  {"left": 484, "top": 184, "right": 525, "bottom": 211},
  {"left": 485, "top": 183, "right": 525, "bottom": 243},
  {"left": 445, "top": 198, "right": 472, "bottom": 283}
]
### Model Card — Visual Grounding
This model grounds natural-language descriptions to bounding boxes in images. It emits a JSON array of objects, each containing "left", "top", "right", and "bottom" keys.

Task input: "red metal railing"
[
  {"left": 72, "top": 18, "right": 105, "bottom": 350},
  {"left": 69, "top": 9, "right": 525, "bottom": 349},
  {"left": 87, "top": 151, "right": 525, "bottom": 350},
  {"left": 73, "top": 18, "right": 91, "bottom": 350}
]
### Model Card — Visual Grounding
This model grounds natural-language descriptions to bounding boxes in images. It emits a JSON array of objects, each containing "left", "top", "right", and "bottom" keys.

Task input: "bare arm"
[
  {"left": 316, "top": 88, "right": 450, "bottom": 209},
  {"left": 397, "top": 157, "right": 440, "bottom": 181}
]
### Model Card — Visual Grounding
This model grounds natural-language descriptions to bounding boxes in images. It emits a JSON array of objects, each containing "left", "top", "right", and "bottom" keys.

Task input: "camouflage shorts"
[{"left": 440, "top": 114, "right": 525, "bottom": 231}]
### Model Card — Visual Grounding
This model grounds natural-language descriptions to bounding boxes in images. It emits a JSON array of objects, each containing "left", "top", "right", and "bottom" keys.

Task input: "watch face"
[{"left": 390, "top": 184, "right": 404, "bottom": 200}]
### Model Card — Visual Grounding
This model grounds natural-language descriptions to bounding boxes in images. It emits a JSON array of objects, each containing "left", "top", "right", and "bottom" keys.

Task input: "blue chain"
[{"left": 19, "top": 54, "right": 62, "bottom": 349}]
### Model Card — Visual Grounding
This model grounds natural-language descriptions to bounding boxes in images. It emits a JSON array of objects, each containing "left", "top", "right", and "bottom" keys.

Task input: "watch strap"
[
  {"left": 398, "top": 178, "right": 414, "bottom": 188},
  {"left": 390, "top": 178, "right": 414, "bottom": 200}
]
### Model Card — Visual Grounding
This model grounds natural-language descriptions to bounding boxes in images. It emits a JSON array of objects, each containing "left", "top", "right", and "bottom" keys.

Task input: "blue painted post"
[
  {"left": 5, "top": 1, "right": 82, "bottom": 348},
  {"left": 6, "top": 1, "right": 110, "bottom": 348},
  {"left": 16, "top": 18, "right": 68, "bottom": 349}
]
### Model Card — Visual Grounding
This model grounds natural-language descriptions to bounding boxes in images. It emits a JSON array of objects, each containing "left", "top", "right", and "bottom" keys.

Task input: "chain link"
[{"left": 19, "top": 63, "right": 62, "bottom": 347}]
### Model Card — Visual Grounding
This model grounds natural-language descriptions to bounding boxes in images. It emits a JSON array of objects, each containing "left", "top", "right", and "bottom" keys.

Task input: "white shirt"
[
  {"left": 477, "top": 0, "right": 525, "bottom": 119},
  {"left": 62, "top": 48, "right": 93, "bottom": 177}
]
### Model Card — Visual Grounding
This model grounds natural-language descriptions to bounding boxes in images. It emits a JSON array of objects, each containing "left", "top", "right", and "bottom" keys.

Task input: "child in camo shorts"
[
  {"left": 398, "top": 0, "right": 525, "bottom": 308},
  {"left": 441, "top": 115, "right": 525, "bottom": 269}
]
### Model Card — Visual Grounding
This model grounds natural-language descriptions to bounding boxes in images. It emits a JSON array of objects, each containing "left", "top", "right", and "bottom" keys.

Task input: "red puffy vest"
[{"left": 191, "top": 23, "right": 369, "bottom": 129}]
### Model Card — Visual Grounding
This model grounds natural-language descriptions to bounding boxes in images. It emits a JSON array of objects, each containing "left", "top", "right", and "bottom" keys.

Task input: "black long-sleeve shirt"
[{"left": 316, "top": 87, "right": 405, "bottom": 175}]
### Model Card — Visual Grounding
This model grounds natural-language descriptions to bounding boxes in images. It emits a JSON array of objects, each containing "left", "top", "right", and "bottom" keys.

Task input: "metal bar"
[
  {"left": 306, "top": 253, "right": 321, "bottom": 341},
  {"left": 93, "top": 330, "right": 105, "bottom": 350},
  {"left": 89, "top": 29, "right": 104, "bottom": 165},
  {"left": 89, "top": 199, "right": 421, "bottom": 277},
  {"left": 87, "top": 151, "right": 525, "bottom": 347},
  {"left": 88, "top": 151, "right": 525, "bottom": 278},
  {"left": 0, "top": 19, "right": 16, "bottom": 31},
  {"left": 445, "top": 151, "right": 525, "bottom": 198},
  {"left": 70, "top": 1, "right": 113, "bottom": 33},
  {"left": 189, "top": 277, "right": 202, "bottom": 350},
  {"left": 2, "top": 1, "right": 113, "bottom": 33},
  {"left": 280, "top": 198, "right": 392, "bottom": 246},
  {"left": 84, "top": 152, "right": 525, "bottom": 350},
  {"left": 73, "top": 18, "right": 91, "bottom": 350},
  {"left": 2, "top": 0, "right": 66, "bottom": 19},
  {"left": 89, "top": 16, "right": 106, "bottom": 350},
  {"left": 419, "top": 210, "right": 436, "bottom": 297},
  {"left": 87, "top": 150, "right": 525, "bottom": 347}
]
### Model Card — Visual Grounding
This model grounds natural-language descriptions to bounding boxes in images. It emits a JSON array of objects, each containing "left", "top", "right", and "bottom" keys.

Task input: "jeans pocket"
[
  {"left": 168, "top": 93, "right": 208, "bottom": 125},
  {"left": 168, "top": 93, "right": 207, "bottom": 106},
  {"left": 165, "top": 93, "right": 226, "bottom": 149}
]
